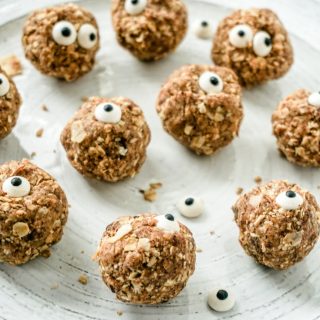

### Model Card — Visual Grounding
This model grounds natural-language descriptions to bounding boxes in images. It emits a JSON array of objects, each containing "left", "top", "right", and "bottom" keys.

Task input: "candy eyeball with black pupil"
[
  {"left": 125, "top": 0, "right": 147, "bottom": 15},
  {"left": 308, "top": 92, "right": 320, "bottom": 107},
  {"left": 199, "top": 71, "right": 224, "bottom": 94},
  {"left": 253, "top": 31, "right": 272, "bottom": 57},
  {"left": 177, "top": 196, "right": 204, "bottom": 218},
  {"left": 192, "top": 19, "right": 213, "bottom": 39},
  {"left": 52, "top": 21, "right": 77, "bottom": 46},
  {"left": 207, "top": 288, "right": 235, "bottom": 312},
  {"left": 0, "top": 73, "right": 10, "bottom": 96},
  {"left": 156, "top": 214, "right": 180, "bottom": 233},
  {"left": 276, "top": 190, "right": 304, "bottom": 210},
  {"left": 94, "top": 102, "right": 122, "bottom": 124},
  {"left": 78, "top": 23, "right": 98, "bottom": 49},
  {"left": 2, "top": 176, "right": 31, "bottom": 197},
  {"left": 229, "top": 24, "right": 253, "bottom": 48}
]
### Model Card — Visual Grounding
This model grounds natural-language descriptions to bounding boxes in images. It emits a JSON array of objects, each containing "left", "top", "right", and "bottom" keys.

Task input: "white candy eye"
[
  {"left": 0, "top": 73, "right": 10, "bottom": 96},
  {"left": 52, "top": 21, "right": 77, "bottom": 46},
  {"left": 125, "top": 0, "right": 147, "bottom": 15},
  {"left": 276, "top": 190, "right": 303, "bottom": 210},
  {"left": 193, "top": 20, "right": 213, "bottom": 39},
  {"left": 253, "top": 31, "right": 272, "bottom": 57},
  {"left": 156, "top": 214, "right": 180, "bottom": 233},
  {"left": 208, "top": 288, "right": 236, "bottom": 312},
  {"left": 229, "top": 24, "right": 253, "bottom": 48},
  {"left": 308, "top": 92, "right": 320, "bottom": 107},
  {"left": 94, "top": 103, "right": 122, "bottom": 124},
  {"left": 2, "top": 176, "right": 31, "bottom": 197},
  {"left": 177, "top": 197, "right": 204, "bottom": 218},
  {"left": 78, "top": 23, "right": 98, "bottom": 49},
  {"left": 199, "top": 71, "right": 224, "bottom": 94}
]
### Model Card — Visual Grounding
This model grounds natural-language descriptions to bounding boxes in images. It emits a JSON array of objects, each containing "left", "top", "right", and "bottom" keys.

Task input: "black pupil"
[
  {"left": 185, "top": 198, "right": 194, "bottom": 206},
  {"left": 216, "top": 289, "right": 228, "bottom": 300},
  {"left": 201, "top": 21, "right": 208, "bottom": 27},
  {"left": 11, "top": 177, "right": 22, "bottom": 187},
  {"left": 286, "top": 190, "right": 296, "bottom": 198},
  {"left": 238, "top": 30, "right": 245, "bottom": 37},
  {"left": 61, "top": 27, "right": 71, "bottom": 37},
  {"left": 210, "top": 76, "right": 219, "bottom": 86},
  {"left": 165, "top": 214, "right": 174, "bottom": 221},
  {"left": 0, "top": 79, "right": 2, "bottom": 85},
  {"left": 264, "top": 37, "right": 272, "bottom": 46},
  {"left": 90, "top": 33, "right": 96, "bottom": 41},
  {"left": 104, "top": 104, "right": 113, "bottom": 112},
  {"left": 131, "top": 0, "right": 139, "bottom": 4}
]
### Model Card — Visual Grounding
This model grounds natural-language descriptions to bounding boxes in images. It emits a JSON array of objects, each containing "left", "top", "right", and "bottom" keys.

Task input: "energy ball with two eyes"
[
  {"left": 111, "top": 0, "right": 188, "bottom": 61},
  {"left": 94, "top": 213, "right": 196, "bottom": 304},
  {"left": 272, "top": 89, "right": 320, "bottom": 167},
  {"left": 233, "top": 180, "right": 320, "bottom": 270},
  {"left": 0, "top": 67, "right": 21, "bottom": 140},
  {"left": 0, "top": 159, "right": 68, "bottom": 265},
  {"left": 156, "top": 64, "right": 243, "bottom": 155},
  {"left": 22, "top": 3, "right": 100, "bottom": 81},
  {"left": 212, "top": 8, "right": 293, "bottom": 87},
  {"left": 60, "top": 97, "right": 151, "bottom": 182}
]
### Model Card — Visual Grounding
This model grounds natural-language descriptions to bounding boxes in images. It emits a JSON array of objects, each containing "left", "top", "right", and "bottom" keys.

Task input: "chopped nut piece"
[
  {"left": 140, "top": 182, "right": 162, "bottom": 202},
  {"left": 254, "top": 176, "right": 262, "bottom": 184},
  {"left": 78, "top": 274, "right": 88, "bottom": 285},
  {"left": 0, "top": 55, "right": 22, "bottom": 77},
  {"left": 12, "top": 222, "right": 30, "bottom": 238},
  {"left": 36, "top": 128, "right": 44, "bottom": 138}
]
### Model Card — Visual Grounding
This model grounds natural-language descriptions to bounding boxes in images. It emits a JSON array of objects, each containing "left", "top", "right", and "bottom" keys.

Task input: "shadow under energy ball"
[
  {"left": 111, "top": 0, "right": 188, "bottom": 61},
  {"left": 22, "top": 3, "right": 100, "bottom": 81}
]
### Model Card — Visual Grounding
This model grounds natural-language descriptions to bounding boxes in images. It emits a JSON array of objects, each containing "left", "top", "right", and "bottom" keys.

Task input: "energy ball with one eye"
[
  {"left": 60, "top": 97, "right": 151, "bottom": 182},
  {"left": 94, "top": 213, "right": 196, "bottom": 304},
  {"left": 22, "top": 3, "right": 100, "bottom": 81},
  {"left": 0, "top": 159, "right": 68, "bottom": 265},
  {"left": 211, "top": 8, "right": 293, "bottom": 87},
  {"left": 0, "top": 67, "right": 21, "bottom": 140},
  {"left": 233, "top": 180, "right": 320, "bottom": 270},
  {"left": 111, "top": 0, "right": 188, "bottom": 61},
  {"left": 272, "top": 89, "right": 320, "bottom": 167},
  {"left": 156, "top": 64, "right": 243, "bottom": 155}
]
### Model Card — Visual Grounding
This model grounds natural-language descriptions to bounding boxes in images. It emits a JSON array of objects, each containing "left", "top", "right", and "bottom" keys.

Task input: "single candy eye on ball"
[
  {"left": 199, "top": 71, "right": 224, "bottom": 94},
  {"left": 253, "top": 31, "right": 272, "bottom": 57},
  {"left": 229, "top": 24, "right": 253, "bottom": 48},
  {"left": 308, "top": 92, "right": 320, "bottom": 107},
  {"left": 78, "top": 23, "right": 98, "bottom": 49},
  {"left": 125, "top": 0, "right": 147, "bottom": 15},
  {"left": 193, "top": 20, "right": 213, "bottom": 39},
  {"left": 208, "top": 288, "right": 236, "bottom": 312},
  {"left": 52, "top": 20, "right": 77, "bottom": 46},
  {"left": 276, "top": 190, "right": 304, "bottom": 210},
  {"left": 2, "top": 176, "right": 31, "bottom": 197},
  {"left": 0, "top": 73, "right": 10, "bottom": 96},
  {"left": 177, "top": 197, "right": 204, "bottom": 218},
  {"left": 94, "top": 103, "right": 122, "bottom": 124},
  {"left": 156, "top": 214, "right": 180, "bottom": 233}
]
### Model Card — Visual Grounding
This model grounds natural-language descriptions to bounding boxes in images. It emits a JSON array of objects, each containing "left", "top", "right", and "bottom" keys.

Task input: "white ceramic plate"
[{"left": 1, "top": 1, "right": 320, "bottom": 319}]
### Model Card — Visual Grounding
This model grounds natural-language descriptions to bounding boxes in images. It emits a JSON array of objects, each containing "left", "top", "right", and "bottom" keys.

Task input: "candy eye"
[
  {"left": 308, "top": 92, "right": 320, "bottom": 108},
  {"left": 199, "top": 71, "right": 224, "bottom": 94},
  {"left": 276, "top": 190, "right": 303, "bottom": 210},
  {"left": 207, "top": 288, "right": 236, "bottom": 312},
  {"left": 253, "top": 31, "right": 272, "bottom": 57},
  {"left": 193, "top": 20, "right": 213, "bottom": 39},
  {"left": 0, "top": 73, "right": 10, "bottom": 97},
  {"left": 177, "top": 196, "right": 204, "bottom": 218},
  {"left": 155, "top": 214, "right": 180, "bottom": 233},
  {"left": 52, "top": 21, "right": 77, "bottom": 46},
  {"left": 125, "top": 0, "right": 147, "bottom": 15},
  {"left": 2, "top": 176, "right": 31, "bottom": 197},
  {"left": 229, "top": 24, "right": 253, "bottom": 48},
  {"left": 78, "top": 23, "right": 98, "bottom": 49},
  {"left": 94, "top": 103, "right": 122, "bottom": 124}
]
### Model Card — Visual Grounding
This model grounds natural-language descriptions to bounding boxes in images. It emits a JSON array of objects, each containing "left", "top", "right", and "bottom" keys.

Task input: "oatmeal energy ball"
[
  {"left": 95, "top": 213, "right": 196, "bottom": 304},
  {"left": 233, "top": 180, "right": 320, "bottom": 270},
  {"left": 156, "top": 64, "right": 243, "bottom": 155},
  {"left": 61, "top": 97, "right": 151, "bottom": 182},
  {"left": 0, "top": 67, "right": 21, "bottom": 140},
  {"left": 22, "top": 3, "right": 100, "bottom": 81},
  {"left": 212, "top": 8, "right": 293, "bottom": 87},
  {"left": 0, "top": 159, "right": 68, "bottom": 265},
  {"left": 272, "top": 89, "right": 320, "bottom": 167},
  {"left": 111, "top": 0, "right": 188, "bottom": 61}
]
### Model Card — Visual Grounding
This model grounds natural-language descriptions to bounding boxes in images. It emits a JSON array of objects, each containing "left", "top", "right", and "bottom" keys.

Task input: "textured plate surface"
[{"left": 1, "top": 0, "right": 320, "bottom": 319}]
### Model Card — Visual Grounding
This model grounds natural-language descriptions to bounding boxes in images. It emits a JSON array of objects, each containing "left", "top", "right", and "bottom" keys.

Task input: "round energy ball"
[
  {"left": 22, "top": 3, "right": 100, "bottom": 81},
  {"left": 60, "top": 96, "right": 151, "bottom": 182},
  {"left": 156, "top": 64, "right": 243, "bottom": 155},
  {"left": 272, "top": 89, "right": 320, "bottom": 167},
  {"left": 233, "top": 180, "right": 320, "bottom": 270},
  {"left": 95, "top": 213, "right": 196, "bottom": 304},
  {"left": 111, "top": 0, "right": 188, "bottom": 61},
  {"left": 0, "top": 159, "right": 68, "bottom": 265},
  {"left": 0, "top": 67, "right": 21, "bottom": 140},
  {"left": 211, "top": 8, "right": 293, "bottom": 87}
]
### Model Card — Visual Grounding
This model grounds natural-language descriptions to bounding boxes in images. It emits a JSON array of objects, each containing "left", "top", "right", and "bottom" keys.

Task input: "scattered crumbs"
[
  {"left": 209, "top": 230, "right": 215, "bottom": 236},
  {"left": 139, "top": 182, "right": 162, "bottom": 202},
  {"left": 196, "top": 248, "right": 203, "bottom": 253},
  {"left": 254, "top": 176, "right": 262, "bottom": 184},
  {"left": 50, "top": 283, "right": 59, "bottom": 290},
  {"left": 80, "top": 250, "right": 85, "bottom": 254},
  {"left": 198, "top": 292, "right": 202, "bottom": 295},
  {"left": 117, "top": 311, "right": 123, "bottom": 316},
  {"left": 78, "top": 274, "right": 88, "bottom": 285},
  {"left": 0, "top": 55, "right": 22, "bottom": 77},
  {"left": 30, "top": 151, "right": 36, "bottom": 159},
  {"left": 53, "top": 149, "right": 57, "bottom": 153},
  {"left": 81, "top": 96, "right": 89, "bottom": 102},
  {"left": 36, "top": 128, "right": 44, "bottom": 138},
  {"left": 236, "top": 187, "right": 243, "bottom": 195},
  {"left": 41, "top": 104, "right": 49, "bottom": 112}
]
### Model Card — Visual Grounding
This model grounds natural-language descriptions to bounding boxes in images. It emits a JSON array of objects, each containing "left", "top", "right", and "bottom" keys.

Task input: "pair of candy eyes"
[{"left": 52, "top": 21, "right": 98, "bottom": 49}]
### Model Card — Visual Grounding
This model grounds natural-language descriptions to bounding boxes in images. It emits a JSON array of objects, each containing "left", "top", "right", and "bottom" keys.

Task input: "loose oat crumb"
[
  {"left": 236, "top": 187, "right": 244, "bottom": 195},
  {"left": 41, "top": 104, "right": 49, "bottom": 112},
  {"left": 12, "top": 222, "right": 30, "bottom": 238},
  {"left": 81, "top": 96, "right": 89, "bottom": 102},
  {"left": 36, "top": 128, "right": 44, "bottom": 138},
  {"left": 30, "top": 152, "right": 36, "bottom": 159},
  {"left": 78, "top": 274, "right": 88, "bottom": 285},
  {"left": 50, "top": 283, "right": 59, "bottom": 289},
  {"left": 80, "top": 250, "right": 85, "bottom": 254},
  {"left": 254, "top": 176, "right": 262, "bottom": 184},
  {"left": 196, "top": 248, "right": 203, "bottom": 253},
  {"left": 209, "top": 230, "right": 215, "bottom": 236},
  {"left": 117, "top": 311, "right": 123, "bottom": 316},
  {"left": 0, "top": 55, "right": 22, "bottom": 77},
  {"left": 140, "top": 182, "right": 162, "bottom": 202}
]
